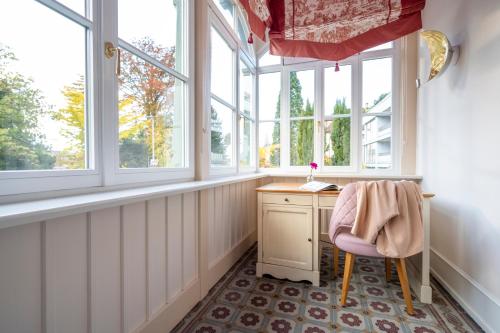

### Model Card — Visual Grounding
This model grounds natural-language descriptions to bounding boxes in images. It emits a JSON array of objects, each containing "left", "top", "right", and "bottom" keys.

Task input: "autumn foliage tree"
[{"left": 119, "top": 37, "right": 177, "bottom": 168}]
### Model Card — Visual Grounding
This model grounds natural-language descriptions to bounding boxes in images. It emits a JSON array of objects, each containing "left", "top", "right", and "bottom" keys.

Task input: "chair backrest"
[{"left": 328, "top": 183, "right": 357, "bottom": 242}]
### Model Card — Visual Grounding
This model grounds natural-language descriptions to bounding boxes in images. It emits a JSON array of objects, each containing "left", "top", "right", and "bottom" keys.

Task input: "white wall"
[
  {"left": 0, "top": 179, "right": 261, "bottom": 333},
  {"left": 417, "top": 1, "right": 500, "bottom": 331}
]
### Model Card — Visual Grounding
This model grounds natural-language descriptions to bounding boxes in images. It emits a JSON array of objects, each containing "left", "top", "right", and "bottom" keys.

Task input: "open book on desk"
[{"left": 299, "top": 181, "right": 341, "bottom": 192}]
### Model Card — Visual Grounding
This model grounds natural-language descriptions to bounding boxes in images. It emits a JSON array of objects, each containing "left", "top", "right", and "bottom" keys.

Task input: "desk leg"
[
  {"left": 257, "top": 192, "right": 263, "bottom": 278},
  {"left": 312, "top": 194, "right": 320, "bottom": 287},
  {"left": 420, "top": 198, "right": 432, "bottom": 303}
]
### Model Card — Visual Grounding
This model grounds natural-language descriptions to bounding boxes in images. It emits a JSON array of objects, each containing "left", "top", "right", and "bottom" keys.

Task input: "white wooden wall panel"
[
  {"left": 183, "top": 192, "right": 197, "bottom": 287},
  {"left": 90, "top": 207, "right": 121, "bottom": 333},
  {"left": 207, "top": 189, "right": 216, "bottom": 267},
  {"left": 223, "top": 185, "right": 231, "bottom": 253},
  {"left": 0, "top": 177, "right": 263, "bottom": 333},
  {"left": 45, "top": 214, "right": 88, "bottom": 333},
  {"left": 214, "top": 187, "right": 223, "bottom": 262},
  {"left": 122, "top": 203, "right": 147, "bottom": 332},
  {"left": 167, "top": 195, "right": 183, "bottom": 301},
  {"left": 146, "top": 198, "right": 167, "bottom": 317},
  {"left": 0, "top": 222, "right": 42, "bottom": 333}
]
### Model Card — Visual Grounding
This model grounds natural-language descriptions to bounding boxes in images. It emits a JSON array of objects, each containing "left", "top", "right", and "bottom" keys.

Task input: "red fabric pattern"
[{"left": 239, "top": 0, "right": 425, "bottom": 61}]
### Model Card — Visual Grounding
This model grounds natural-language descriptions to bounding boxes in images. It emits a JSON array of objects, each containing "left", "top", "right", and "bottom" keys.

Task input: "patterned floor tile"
[{"left": 172, "top": 245, "right": 484, "bottom": 333}]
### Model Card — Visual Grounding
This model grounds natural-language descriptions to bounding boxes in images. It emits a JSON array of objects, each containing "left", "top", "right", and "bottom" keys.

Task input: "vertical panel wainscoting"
[
  {"left": 0, "top": 178, "right": 262, "bottom": 333},
  {"left": 199, "top": 179, "right": 261, "bottom": 297}
]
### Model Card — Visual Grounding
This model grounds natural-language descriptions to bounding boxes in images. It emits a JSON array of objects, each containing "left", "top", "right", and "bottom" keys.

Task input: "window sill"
[
  {"left": 264, "top": 170, "right": 423, "bottom": 180},
  {"left": 0, "top": 173, "right": 267, "bottom": 230}
]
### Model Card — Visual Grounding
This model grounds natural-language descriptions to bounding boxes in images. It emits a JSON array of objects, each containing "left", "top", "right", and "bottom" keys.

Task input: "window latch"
[{"left": 104, "top": 42, "right": 121, "bottom": 76}]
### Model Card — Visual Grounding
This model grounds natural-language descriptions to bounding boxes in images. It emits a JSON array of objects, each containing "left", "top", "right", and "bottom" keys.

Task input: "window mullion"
[
  {"left": 315, "top": 64, "right": 322, "bottom": 169},
  {"left": 281, "top": 69, "right": 290, "bottom": 168},
  {"left": 352, "top": 55, "right": 361, "bottom": 173}
]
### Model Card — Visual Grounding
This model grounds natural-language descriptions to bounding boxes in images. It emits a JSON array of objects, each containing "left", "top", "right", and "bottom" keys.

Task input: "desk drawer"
[
  {"left": 319, "top": 195, "right": 337, "bottom": 208},
  {"left": 263, "top": 193, "right": 312, "bottom": 206}
]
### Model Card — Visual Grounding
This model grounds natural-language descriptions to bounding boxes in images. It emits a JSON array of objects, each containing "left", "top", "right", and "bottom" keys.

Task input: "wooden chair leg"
[
  {"left": 395, "top": 258, "right": 414, "bottom": 315},
  {"left": 385, "top": 258, "right": 392, "bottom": 282},
  {"left": 333, "top": 245, "right": 340, "bottom": 278},
  {"left": 340, "top": 252, "right": 355, "bottom": 306}
]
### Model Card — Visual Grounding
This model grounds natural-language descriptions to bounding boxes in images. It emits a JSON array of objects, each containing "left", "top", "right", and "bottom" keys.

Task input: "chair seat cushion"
[{"left": 335, "top": 232, "right": 384, "bottom": 257}]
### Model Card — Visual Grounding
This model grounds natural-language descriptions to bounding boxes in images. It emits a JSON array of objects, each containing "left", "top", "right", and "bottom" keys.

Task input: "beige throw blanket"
[{"left": 352, "top": 180, "right": 423, "bottom": 258}]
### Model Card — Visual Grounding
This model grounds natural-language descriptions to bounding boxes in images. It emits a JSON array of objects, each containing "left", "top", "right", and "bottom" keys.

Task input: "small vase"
[{"left": 306, "top": 174, "right": 314, "bottom": 183}]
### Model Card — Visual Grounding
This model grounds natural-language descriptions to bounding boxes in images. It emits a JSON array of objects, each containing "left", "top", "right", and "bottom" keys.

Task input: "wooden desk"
[{"left": 256, "top": 183, "right": 434, "bottom": 303}]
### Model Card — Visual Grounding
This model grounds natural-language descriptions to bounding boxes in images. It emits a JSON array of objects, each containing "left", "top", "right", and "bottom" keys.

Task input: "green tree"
[
  {"left": 269, "top": 97, "right": 280, "bottom": 166},
  {"left": 325, "top": 98, "right": 350, "bottom": 166},
  {"left": 288, "top": 72, "right": 313, "bottom": 166},
  {"left": 0, "top": 45, "right": 55, "bottom": 170},
  {"left": 52, "top": 77, "right": 86, "bottom": 169}
]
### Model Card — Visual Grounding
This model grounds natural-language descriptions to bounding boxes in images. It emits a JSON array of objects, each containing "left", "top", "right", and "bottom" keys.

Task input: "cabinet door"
[{"left": 262, "top": 205, "right": 313, "bottom": 270}]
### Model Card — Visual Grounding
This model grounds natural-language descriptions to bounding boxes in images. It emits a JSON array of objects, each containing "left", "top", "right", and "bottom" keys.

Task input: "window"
[
  {"left": 210, "top": 27, "right": 235, "bottom": 168},
  {"left": 362, "top": 57, "right": 393, "bottom": 169},
  {"left": 258, "top": 50, "right": 281, "bottom": 67},
  {"left": 0, "top": 1, "right": 91, "bottom": 172},
  {"left": 323, "top": 65, "right": 352, "bottom": 167},
  {"left": 1, "top": 0, "right": 192, "bottom": 196},
  {"left": 209, "top": 3, "right": 256, "bottom": 175},
  {"left": 258, "top": 72, "right": 281, "bottom": 168},
  {"left": 258, "top": 42, "right": 398, "bottom": 173},
  {"left": 118, "top": 0, "right": 187, "bottom": 170},
  {"left": 239, "top": 59, "right": 255, "bottom": 168},
  {"left": 289, "top": 70, "right": 315, "bottom": 166}
]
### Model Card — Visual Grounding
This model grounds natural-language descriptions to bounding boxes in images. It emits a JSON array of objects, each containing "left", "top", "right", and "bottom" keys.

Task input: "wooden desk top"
[{"left": 256, "top": 183, "right": 435, "bottom": 198}]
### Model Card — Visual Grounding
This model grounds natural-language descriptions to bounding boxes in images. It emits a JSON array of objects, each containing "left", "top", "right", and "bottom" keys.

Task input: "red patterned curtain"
[{"left": 239, "top": 0, "right": 425, "bottom": 61}]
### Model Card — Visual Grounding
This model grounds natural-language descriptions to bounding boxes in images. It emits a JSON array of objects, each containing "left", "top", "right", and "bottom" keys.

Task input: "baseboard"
[
  {"left": 138, "top": 279, "right": 201, "bottom": 333},
  {"left": 207, "top": 231, "right": 257, "bottom": 290},
  {"left": 430, "top": 247, "right": 500, "bottom": 333}
]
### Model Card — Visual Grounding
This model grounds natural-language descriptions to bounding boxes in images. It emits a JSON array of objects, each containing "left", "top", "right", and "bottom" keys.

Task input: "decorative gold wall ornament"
[{"left": 417, "top": 30, "right": 459, "bottom": 88}]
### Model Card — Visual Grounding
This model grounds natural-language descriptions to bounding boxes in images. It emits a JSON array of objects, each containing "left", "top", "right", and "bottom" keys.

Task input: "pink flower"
[{"left": 309, "top": 162, "right": 318, "bottom": 169}]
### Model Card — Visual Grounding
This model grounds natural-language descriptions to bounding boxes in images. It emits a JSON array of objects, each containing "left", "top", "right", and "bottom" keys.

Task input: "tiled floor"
[{"left": 173, "top": 245, "right": 483, "bottom": 333}]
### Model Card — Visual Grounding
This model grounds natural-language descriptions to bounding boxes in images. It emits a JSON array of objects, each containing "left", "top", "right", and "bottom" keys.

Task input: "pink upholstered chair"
[{"left": 330, "top": 183, "right": 415, "bottom": 315}]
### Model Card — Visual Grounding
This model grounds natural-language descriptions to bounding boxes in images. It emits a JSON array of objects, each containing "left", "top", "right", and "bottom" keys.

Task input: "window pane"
[
  {"left": 237, "top": 17, "right": 251, "bottom": 55},
  {"left": 363, "top": 42, "right": 393, "bottom": 52},
  {"left": 258, "top": 72, "right": 281, "bottom": 121},
  {"left": 258, "top": 122, "right": 279, "bottom": 168},
  {"left": 211, "top": 99, "right": 233, "bottom": 167},
  {"left": 211, "top": 27, "right": 234, "bottom": 104},
  {"left": 259, "top": 51, "right": 281, "bottom": 67},
  {"left": 324, "top": 65, "right": 351, "bottom": 117},
  {"left": 289, "top": 70, "right": 314, "bottom": 118},
  {"left": 119, "top": 50, "right": 185, "bottom": 169},
  {"left": 0, "top": 1, "right": 88, "bottom": 170},
  {"left": 240, "top": 60, "right": 253, "bottom": 118},
  {"left": 290, "top": 119, "right": 314, "bottom": 166},
  {"left": 58, "top": 0, "right": 86, "bottom": 16},
  {"left": 362, "top": 114, "right": 391, "bottom": 169},
  {"left": 362, "top": 57, "right": 392, "bottom": 113},
  {"left": 119, "top": 0, "right": 185, "bottom": 74},
  {"left": 214, "top": 0, "right": 234, "bottom": 27},
  {"left": 324, "top": 118, "right": 350, "bottom": 167},
  {"left": 239, "top": 117, "right": 254, "bottom": 168}
]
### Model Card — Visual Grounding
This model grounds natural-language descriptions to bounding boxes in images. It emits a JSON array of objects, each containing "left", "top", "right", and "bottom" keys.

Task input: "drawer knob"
[
  {"left": 308, "top": 238, "right": 312, "bottom": 242},
  {"left": 284, "top": 198, "right": 290, "bottom": 202}
]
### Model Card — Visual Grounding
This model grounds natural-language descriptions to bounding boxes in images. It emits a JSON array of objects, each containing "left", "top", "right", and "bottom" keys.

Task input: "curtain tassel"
[
  {"left": 335, "top": 62, "right": 340, "bottom": 72},
  {"left": 247, "top": 32, "right": 254, "bottom": 44}
]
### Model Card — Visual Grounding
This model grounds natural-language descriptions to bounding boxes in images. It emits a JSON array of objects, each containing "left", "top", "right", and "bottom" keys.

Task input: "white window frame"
[
  {"left": 208, "top": 0, "right": 257, "bottom": 177},
  {"left": 1, "top": 0, "right": 194, "bottom": 197},
  {"left": 102, "top": 0, "right": 194, "bottom": 186},
  {"left": 0, "top": 0, "right": 100, "bottom": 196},
  {"left": 257, "top": 42, "right": 401, "bottom": 175}
]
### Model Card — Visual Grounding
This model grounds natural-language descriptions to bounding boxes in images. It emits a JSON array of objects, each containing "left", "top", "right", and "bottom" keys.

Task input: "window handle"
[{"left": 104, "top": 42, "right": 121, "bottom": 76}]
